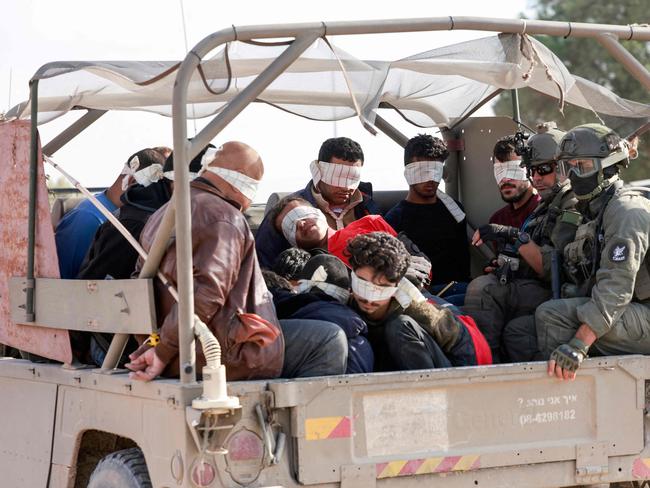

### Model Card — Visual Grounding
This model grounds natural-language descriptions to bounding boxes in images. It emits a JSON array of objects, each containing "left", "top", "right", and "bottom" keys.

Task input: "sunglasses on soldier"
[{"left": 529, "top": 162, "right": 556, "bottom": 177}]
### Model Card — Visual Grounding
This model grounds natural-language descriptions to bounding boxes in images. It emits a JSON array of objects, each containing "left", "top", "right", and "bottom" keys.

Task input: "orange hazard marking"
[
  {"left": 305, "top": 416, "right": 352, "bottom": 440},
  {"left": 632, "top": 458, "right": 650, "bottom": 479},
  {"left": 377, "top": 455, "right": 480, "bottom": 479}
]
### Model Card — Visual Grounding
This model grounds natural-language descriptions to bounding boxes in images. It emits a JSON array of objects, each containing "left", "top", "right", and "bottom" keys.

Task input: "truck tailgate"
[{"left": 269, "top": 356, "right": 649, "bottom": 486}]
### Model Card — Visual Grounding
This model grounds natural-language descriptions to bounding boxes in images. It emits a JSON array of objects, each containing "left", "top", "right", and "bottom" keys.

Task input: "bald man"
[{"left": 127, "top": 142, "right": 347, "bottom": 381}]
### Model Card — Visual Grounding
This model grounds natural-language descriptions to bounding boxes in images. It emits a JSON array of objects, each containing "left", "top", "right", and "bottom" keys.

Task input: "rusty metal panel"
[
  {"left": 0, "top": 120, "right": 72, "bottom": 363},
  {"left": 278, "top": 358, "right": 645, "bottom": 486},
  {"left": 0, "top": 375, "right": 58, "bottom": 488},
  {"left": 9, "top": 277, "right": 156, "bottom": 334}
]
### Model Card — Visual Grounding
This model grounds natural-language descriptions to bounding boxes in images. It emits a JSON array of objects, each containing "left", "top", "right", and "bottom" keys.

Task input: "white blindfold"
[
  {"left": 310, "top": 160, "right": 361, "bottom": 189},
  {"left": 493, "top": 160, "right": 527, "bottom": 184},
  {"left": 404, "top": 160, "right": 444, "bottom": 185},
  {"left": 281, "top": 205, "right": 327, "bottom": 247}
]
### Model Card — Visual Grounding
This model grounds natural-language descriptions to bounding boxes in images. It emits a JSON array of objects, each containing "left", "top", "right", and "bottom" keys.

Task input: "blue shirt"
[{"left": 55, "top": 191, "right": 117, "bottom": 278}]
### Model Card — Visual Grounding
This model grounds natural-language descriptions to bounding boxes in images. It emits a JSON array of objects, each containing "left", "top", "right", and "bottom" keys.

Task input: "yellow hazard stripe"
[
  {"left": 305, "top": 416, "right": 344, "bottom": 440},
  {"left": 380, "top": 461, "right": 408, "bottom": 478},
  {"left": 377, "top": 455, "right": 480, "bottom": 479},
  {"left": 454, "top": 455, "right": 480, "bottom": 471},
  {"left": 416, "top": 457, "right": 443, "bottom": 474}
]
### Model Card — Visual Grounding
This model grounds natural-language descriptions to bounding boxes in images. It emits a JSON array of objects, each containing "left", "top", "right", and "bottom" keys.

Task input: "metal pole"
[
  {"left": 212, "top": 17, "right": 650, "bottom": 41},
  {"left": 171, "top": 30, "right": 322, "bottom": 384},
  {"left": 597, "top": 33, "right": 650, "bottom": 91},
  {"left": 374, "top": 114, "right": 409, "bottom": 147},
  {"left": 319, "top": 17, "right": 650, "bottom": 41},
  {"left": 188, "top": 30, "right": 323, "bottom": 161},
  {"left": 26, "top": 80, "right": 39, "bottom": 322},
  {"left": 138, "top": 203, "right": 177, "bottom": 279},
  {"left": 511, "top": 89, "right": 521, "bottom": 128},
  {"left": 449, "top": 89, "right": 503, "bottom": 130},
  {"left": 42, "top": 109, "right": 107, "bottom": 156}
]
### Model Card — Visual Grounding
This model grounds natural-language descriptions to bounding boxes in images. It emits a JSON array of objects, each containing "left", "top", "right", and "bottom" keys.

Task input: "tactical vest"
[
  {"left": 562, "top": 186, "right": 650, "bottom": 301},
  {"left": 526, "top": 182, "right": 575, "bottom": 248}
]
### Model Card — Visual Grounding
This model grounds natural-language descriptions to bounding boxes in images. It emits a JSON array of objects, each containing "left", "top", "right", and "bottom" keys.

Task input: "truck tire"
[{"left": 87, "top": 447, "right": 152, "bottom": 488}]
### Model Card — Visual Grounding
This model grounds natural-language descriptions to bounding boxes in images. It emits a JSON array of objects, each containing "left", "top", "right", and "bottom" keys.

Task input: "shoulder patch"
[{"left": 609, "top": 241, "right": 629, "bottom": 263}]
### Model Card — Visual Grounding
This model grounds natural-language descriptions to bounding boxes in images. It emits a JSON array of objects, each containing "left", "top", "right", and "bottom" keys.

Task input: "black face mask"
[{"left": 569, "top": 172, "right": 601, "bottom": 199}]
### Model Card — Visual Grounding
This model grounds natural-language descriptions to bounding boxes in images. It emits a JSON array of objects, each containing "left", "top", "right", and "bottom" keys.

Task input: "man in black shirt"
[{"left": 384, "top": 134, "right": 470, "bottom": 305}]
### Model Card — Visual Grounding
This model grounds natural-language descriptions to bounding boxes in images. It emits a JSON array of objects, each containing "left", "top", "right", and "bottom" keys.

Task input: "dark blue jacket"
[
  {"left": 271, "top": 288, "right": 374, "bottom": 374},
  {"left": 255, "top": 181, "right": 380, "bottom": 269}
]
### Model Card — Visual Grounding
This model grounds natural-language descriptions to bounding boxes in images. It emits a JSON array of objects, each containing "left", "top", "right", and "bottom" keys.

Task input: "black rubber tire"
[{"left": 87, "top": 447, "right": 152, "bottom": 488}]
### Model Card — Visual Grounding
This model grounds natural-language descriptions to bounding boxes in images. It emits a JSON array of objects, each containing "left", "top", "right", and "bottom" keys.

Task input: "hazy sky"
[{"left": 1, "top": 0, "right": 531, "bottom": 201}]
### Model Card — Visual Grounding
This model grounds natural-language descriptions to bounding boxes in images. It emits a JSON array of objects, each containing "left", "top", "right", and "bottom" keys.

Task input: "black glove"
[
  {"left": 549, "top": 337, "right": 589, "bottom": 372},
  {"left": 478, "top": 224, "right": 519, "bottom": 244}
]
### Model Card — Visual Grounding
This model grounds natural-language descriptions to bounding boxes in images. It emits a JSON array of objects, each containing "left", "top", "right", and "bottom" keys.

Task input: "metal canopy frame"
[{"left": 26, "top": 16, "right": 650, "bottom": 384}]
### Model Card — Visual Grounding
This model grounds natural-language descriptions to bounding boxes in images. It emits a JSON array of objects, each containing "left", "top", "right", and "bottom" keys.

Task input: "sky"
[{"left": 1, "top": 0, "right": 532, "bottom": 202}]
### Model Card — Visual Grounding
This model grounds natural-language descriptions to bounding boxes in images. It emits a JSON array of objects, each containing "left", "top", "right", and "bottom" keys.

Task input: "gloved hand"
[
  {"left": 478, "top": 224, "right": 520, "bottom": 244},
  {"left": 549, "top": 337, "right": 589, "bottom": 372},
  {"left": 406, "top": 255, "right": 432, "bottom": 289},
  {"left": 398, "top": 232, "right": 432, "bottom": 288}
]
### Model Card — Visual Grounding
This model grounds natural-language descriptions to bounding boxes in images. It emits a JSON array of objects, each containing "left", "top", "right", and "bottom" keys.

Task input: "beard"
[{"left": 499, "top": 182, "right": 529, "bottom": 203}]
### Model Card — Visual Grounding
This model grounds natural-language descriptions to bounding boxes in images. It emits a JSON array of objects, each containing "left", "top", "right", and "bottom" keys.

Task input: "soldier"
[
  {"left": 535, "top": 124, "right": 650, "bottom": 380},
  {"left": 466, "top": 124, "right": 579, "bottom": 362}
]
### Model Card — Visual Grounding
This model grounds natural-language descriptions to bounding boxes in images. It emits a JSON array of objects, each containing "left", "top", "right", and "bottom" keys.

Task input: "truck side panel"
[
  {"left": 0, "top": 375, "right": 57, "bottom": 488},
  {"left": 267, "top": 357, "right": 647, "bottom": 487}
]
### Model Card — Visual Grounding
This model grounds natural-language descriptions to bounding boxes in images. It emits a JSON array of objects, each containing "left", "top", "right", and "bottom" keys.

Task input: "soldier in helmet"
[
  {"left": 535, "top": 123, "right": 650, "bottom": 380},
  {"left": 466, "top": 123, "right": 579, "bottom": 362}
]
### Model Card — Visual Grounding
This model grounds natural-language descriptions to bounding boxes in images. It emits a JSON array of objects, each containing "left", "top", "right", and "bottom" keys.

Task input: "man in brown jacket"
[{"left": 127, "top": 141, "right": 347, "bottom": 381}]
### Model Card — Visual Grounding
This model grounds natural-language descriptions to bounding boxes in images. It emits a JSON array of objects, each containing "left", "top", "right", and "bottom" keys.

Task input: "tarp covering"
[{"left": 7, "top": 33, "right": 650, "bottom": 128}]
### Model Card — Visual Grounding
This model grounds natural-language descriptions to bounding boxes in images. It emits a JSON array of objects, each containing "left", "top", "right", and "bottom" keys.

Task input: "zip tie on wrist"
[{"left": 146, "top": 333, "right": 160, "bottom": 347}]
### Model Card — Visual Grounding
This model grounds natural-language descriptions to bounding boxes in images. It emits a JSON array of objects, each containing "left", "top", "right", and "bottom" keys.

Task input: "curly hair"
[
  {"left": 262, "top": 270, "right": 293, "bottom": 291},
  {"left": 267, "top": 195, "right": 313, "bottom": 233},
  {"left": 493, "top": 135, "right": 517, "bottom": 163},
  {"left": 272, "top": 247, "right": 312, "bottom": 281},
  {"left": 404, "top": 134, "right": 449, "bottom": 164},
  {"left": 345, "top": 232, "right": 410, "bottom": 283},
  {"left": 318, "top": 137, "right": 364, "bottom": 164}
]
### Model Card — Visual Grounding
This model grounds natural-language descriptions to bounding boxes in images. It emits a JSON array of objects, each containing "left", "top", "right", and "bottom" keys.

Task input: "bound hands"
[{"left": 125, "top": 347, "right": 167, "bottom": 382}]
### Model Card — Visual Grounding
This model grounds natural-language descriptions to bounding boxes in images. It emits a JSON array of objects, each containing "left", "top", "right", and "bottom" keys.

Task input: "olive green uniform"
[
  {"left": 536, "top": 183, "right": 650, "bottom": 357},
  {"left": 465, "top": 181, "right": 578, "bottom": 362}
]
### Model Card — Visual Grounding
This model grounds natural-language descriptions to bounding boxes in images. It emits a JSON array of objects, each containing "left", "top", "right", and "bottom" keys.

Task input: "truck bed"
[{"left": 2, "top": 356, "right": 649, "bottom": 487}]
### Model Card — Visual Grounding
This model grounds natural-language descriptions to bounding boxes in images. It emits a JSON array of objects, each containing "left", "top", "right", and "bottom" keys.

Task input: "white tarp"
[{"left": 7, "top": 33, "right": 650, "bottom": 128}]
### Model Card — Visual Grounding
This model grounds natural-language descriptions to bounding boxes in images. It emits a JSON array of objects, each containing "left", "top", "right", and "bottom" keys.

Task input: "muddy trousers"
[
  {"left": 464, "top": 276, "right": 551, "bottom": 363},
  {"left": 536, "top": 298, "right": 650, "bottom": 359}
]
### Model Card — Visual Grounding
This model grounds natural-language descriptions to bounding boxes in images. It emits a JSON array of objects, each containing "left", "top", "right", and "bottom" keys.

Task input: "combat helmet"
[
  {"left": 523, "top": 123, "right": 565, "bottom": 166},
  {"left": 555, "top": 123, "right": 629, "bottom": 199}
]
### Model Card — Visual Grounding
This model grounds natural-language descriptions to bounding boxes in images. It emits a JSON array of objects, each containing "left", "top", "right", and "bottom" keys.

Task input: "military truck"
[{"left": 1, "top": 16, "right": 650, "bottom": 488}]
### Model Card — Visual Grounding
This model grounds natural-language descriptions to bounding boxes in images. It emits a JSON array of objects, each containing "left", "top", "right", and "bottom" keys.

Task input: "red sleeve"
[{"left": 327, "top": 215, "right": 397, "bottom": 267}]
